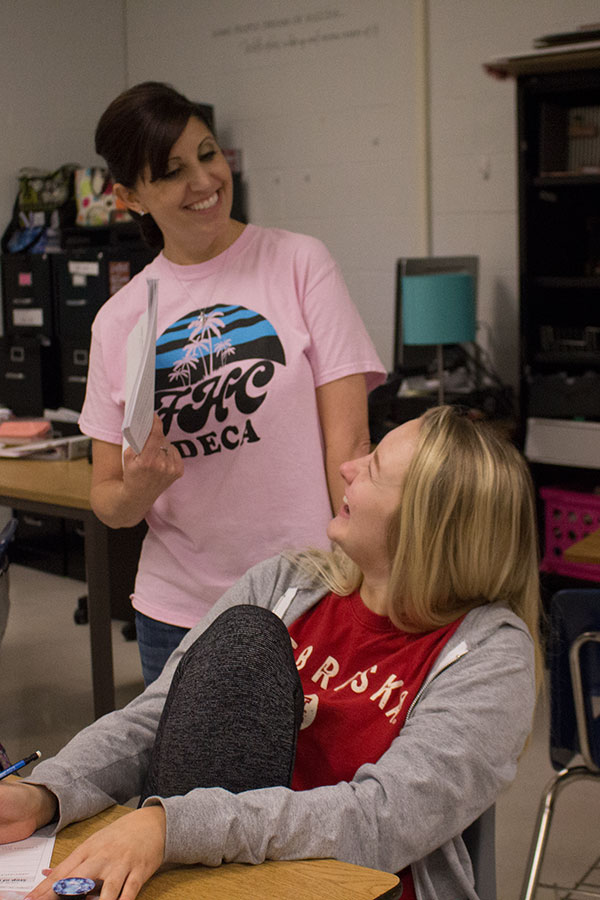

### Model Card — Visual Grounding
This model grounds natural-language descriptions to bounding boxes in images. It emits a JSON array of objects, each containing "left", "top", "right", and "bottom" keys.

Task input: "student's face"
[
  {"left": 327, "top": 417, "right": 421, "bottom": 579},
  {"left": 117, "top": 116, "right": 235, "bottom": 264}
]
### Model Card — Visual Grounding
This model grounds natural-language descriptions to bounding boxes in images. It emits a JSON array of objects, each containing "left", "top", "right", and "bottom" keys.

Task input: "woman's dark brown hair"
[{"left": 95, "top": 81, "right": 213, "bottom": 249}]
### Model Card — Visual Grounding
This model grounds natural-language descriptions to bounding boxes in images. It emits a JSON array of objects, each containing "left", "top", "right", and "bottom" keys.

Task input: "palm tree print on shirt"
[
  {"left": 155, "top": 304, "right": 286, "bottom": 437},
  {"left": 168, "top": 311, "right": 235, "bottom": 386},
  {"left": 187, "top": 308, "right": 226, "bottom": 376}
]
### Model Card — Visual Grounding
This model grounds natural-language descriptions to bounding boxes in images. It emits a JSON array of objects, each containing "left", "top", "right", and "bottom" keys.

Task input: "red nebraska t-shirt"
[{"left": 288, "top": 590, "right": 464, "bottom": 900}]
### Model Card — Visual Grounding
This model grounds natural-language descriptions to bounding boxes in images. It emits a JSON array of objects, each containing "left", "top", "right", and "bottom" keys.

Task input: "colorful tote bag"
[{"left": 75, "top": 167, "right": 131, "bottom": 227}]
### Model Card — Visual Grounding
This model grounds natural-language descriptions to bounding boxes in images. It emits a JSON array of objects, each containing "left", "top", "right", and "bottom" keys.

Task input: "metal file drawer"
[
  {"left": 52, "top": 250, "right": 109, "bottom": 342},
  {"left": 0, "top": 336, "right": 60, "bottom": 416},
  {"left": 60, "top": 342, "right": 89, "bottom": 412},
  {"left": 1, "top": 253, "right": 55, "bottom": 338}
]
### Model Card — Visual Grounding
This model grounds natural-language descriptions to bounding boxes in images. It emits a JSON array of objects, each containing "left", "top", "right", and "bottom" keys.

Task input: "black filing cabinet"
[
  {"left": 0, "top": 242, "right": 153, "bottom": 585},
  {"left": 10, "top": 511, "right": 67, "bottom": 576},
  {"left": 53, "top": 248, "right": 153, "bottom": 344},
  {"left": 53, "top": 249, "right": 109, "bottom": 343},
  {"left": 0, "top": 335, "right": 60, "bottom": 416},
  {"left": 1, "top": 253, "right": 55, "bottom": 339},
  {"left": 52, "top": 248, "right": 153, "bottom": 408}
]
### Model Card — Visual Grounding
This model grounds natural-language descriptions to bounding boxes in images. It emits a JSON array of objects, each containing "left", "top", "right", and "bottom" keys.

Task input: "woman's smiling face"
[
  {"left": 117, "top": 115, "right": 235, "bottom": 264},
  {"left": 327, "top": 417, "right": 422, "bottom": 579}
]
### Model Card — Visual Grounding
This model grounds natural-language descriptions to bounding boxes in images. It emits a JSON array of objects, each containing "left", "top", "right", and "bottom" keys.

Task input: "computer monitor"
[{"left": 394, "top": 256, "right": 479, "bottom": 374}]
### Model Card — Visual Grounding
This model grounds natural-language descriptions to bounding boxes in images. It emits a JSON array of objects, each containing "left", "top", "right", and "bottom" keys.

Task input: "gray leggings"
[{"left": 140, "top": 605, "right": 304, "bottom": 802}]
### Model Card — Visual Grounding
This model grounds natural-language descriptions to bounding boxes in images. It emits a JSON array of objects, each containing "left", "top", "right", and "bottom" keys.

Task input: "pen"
[{"left": 0, "top": 750, "right": 41, "bottom": 780}]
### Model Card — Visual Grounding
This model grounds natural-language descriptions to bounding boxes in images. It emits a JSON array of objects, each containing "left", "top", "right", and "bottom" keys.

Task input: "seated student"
[{"left": 0, "top": 406, "right": 542, "bottom": 900}]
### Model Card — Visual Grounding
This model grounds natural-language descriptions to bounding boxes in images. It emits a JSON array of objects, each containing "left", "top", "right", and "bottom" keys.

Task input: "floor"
[{"left": 1, "top": 563, "right": 599, "bottom": 899}]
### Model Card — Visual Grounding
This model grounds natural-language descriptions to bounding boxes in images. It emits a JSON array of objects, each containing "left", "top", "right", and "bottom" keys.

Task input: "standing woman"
[{"left": 79, "top": 82, "right": 386, "bottom": 684}]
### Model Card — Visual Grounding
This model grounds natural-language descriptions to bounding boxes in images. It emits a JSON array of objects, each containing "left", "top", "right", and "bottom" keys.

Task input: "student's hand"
[
  {"left": 122, "top": 414, "right": 184, "bottom": 503},
  {"left": 0, "top": 781, "right": 57, "bottom": 843},
  {"left": 27, "top": 806, "right": 166, "bottom": 900}
]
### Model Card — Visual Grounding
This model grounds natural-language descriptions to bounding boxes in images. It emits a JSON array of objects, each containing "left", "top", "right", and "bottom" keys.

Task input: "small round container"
[{"left": 52, "top": 877, "right": 99, "bottom": 896}]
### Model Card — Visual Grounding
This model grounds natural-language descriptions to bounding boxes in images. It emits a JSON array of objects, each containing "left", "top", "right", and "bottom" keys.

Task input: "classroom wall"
[
  {"left": 2, "top": 1, "right": 600, "bottom": 385},
  {"left": 0, "top": 0, "right": 127, "bottom": 243},
  {"left": 124, "top": 0, "right": 417, "bottom": 373}
]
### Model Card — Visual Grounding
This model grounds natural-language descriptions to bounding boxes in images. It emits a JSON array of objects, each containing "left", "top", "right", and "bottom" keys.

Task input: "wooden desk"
[
  {"left": 0, "top": 457, "right": 116, "bottom": 718},
  {"left": 564, "top": 528, "right": 600, "bottom": 566},
  {"left": 51, "top": 805, "right": 402, "bottom": 899}
]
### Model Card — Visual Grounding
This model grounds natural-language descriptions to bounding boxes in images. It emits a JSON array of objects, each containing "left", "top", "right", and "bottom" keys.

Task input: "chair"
[
  {"left": 520, "top": 589, "right": 600, "bottom": 900},
  {"left": 463, "top": 805, "right": 496, "bottom": 900}
]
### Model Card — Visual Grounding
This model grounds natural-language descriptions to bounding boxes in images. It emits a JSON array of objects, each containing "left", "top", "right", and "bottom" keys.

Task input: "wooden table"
[
  {"left": 564, "top": 528, "right": 600, "bottom": 566},
  {"left": 51, "top": 805, "right": 402, "bottom": 899},
  {"left": 0, "top": 457, "right": 117, "bottom": 718}
]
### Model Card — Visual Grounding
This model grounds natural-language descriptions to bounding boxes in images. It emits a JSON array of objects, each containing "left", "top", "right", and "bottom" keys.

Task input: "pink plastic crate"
[{"left": 540, "top": 486, "right": 600, "bottom": 581}]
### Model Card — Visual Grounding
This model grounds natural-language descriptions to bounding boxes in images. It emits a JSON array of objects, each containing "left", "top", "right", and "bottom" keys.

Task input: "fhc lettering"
[
  {"left": 158, "top": 361, "right": 275, "bottom": 435},
  {"left": 172, "top": 419, "right": 260, "bottom": 457}
]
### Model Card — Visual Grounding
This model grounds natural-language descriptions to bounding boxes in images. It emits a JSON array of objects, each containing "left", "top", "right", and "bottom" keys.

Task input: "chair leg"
[{"left": 519, "top": 766, "right": 592, "bottom": 900}]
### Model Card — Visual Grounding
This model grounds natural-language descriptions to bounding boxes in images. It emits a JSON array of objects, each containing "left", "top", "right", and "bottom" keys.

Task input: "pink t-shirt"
[{"left": 79, "top": 225, "right": 386, "bottom": 626}]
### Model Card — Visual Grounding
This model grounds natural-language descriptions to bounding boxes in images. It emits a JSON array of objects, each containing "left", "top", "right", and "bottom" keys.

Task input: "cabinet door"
[
  {"left": 0, "top": 336, "right": 60, "bottom": 416},
  {"left": 53, "top": 250, "right": 109, "bottom": 342}
]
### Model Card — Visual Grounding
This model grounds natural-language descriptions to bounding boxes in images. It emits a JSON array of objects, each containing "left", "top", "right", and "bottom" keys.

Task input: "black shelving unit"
[
  {"left": 518, "top": 66, "right": 600, "bottom": 429},
  {"left": 508, "top": 55, "right": 600, "bottom": 592}
]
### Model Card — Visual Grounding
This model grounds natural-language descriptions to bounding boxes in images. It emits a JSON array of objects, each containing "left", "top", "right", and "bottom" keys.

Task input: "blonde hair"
[{"left": 291, "top": 406, "right": 543, "bottom": 684}]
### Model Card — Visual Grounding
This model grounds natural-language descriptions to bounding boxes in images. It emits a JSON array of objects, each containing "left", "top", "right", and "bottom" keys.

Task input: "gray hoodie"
[{"left": 26, "top": 554, "right": 536, "bottom": 900}]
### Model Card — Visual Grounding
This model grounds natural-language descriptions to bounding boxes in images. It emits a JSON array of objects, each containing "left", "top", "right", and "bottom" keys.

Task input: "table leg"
[{"left": 83, "top": 513, "right": 115, "bottom": 718}]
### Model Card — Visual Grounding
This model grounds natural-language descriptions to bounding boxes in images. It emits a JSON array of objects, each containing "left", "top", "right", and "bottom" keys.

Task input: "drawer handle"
[
  {"left": 66, "top": 299, "right": 87, "bottom": 307},
  {"left": 23, "top": 515, "right": 42, "bottom": 527},
  {"left": 5, "top": 372, "right": 25, "bottom": 380}
]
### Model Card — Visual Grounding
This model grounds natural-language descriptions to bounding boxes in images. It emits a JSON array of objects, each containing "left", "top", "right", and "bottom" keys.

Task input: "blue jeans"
[{"left": 135, "top": 611, "right": 189, "bottom": 687}]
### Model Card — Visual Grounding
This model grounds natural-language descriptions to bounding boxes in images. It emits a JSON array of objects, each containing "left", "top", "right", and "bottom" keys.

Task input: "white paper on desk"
[
  {"left": 0, "top": 435, "right": 90, "bottom": 460},
  {"left": 0, "top": 826, "right": 55, "bottom": 898},
  {"left": 122, "top": 279, "right": 158, "bottom": 456}
]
